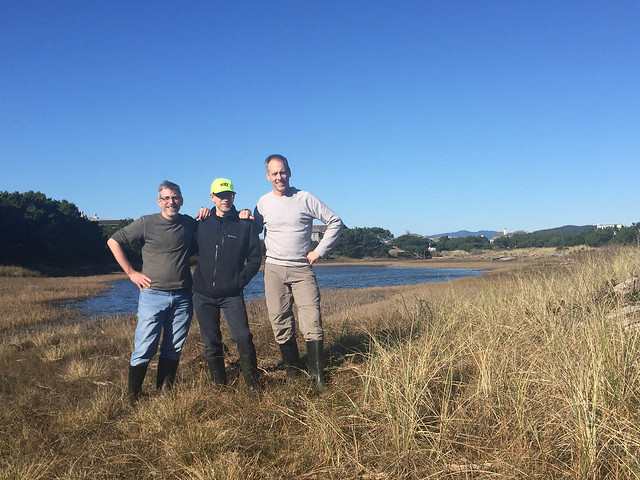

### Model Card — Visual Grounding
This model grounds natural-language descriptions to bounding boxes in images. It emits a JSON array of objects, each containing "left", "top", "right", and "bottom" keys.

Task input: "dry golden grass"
[
  {"left": 1, "top": 247, "right": 640, "bottom": 478},
  {"left": 0, "top": 265, "right": 42, "bottom": 277},
  {"left": 0, "top": 273, "right": 117, "bottom": 331}
]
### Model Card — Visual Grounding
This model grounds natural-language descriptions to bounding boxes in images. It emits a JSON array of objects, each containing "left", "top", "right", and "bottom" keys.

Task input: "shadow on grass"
[{"left": 328, "top": 321, "right": 425, "bottom": 363}]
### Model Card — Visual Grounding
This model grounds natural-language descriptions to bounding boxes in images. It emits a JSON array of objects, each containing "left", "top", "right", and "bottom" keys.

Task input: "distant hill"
[
  {"left": 533, "top": 225, "right": 596, "bottom": 234},
  {"left": 428, "top": 225, "right": 597, "bottom": 239},
  {"left": 428, "top": 230, "right": 499, "bottom": 239}
]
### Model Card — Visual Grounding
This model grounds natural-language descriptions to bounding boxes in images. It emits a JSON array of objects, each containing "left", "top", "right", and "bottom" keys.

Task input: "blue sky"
[{"left": 2, "top": 1, "right": 638, "bottom": 237}]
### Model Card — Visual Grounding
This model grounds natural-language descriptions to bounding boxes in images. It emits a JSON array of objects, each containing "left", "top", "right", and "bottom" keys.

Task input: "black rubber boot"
[
  {"left": 128, "top": 363, "right": 148, "bottom": 405},
  {"left": 239, "top": 352, "right": 259, "bottom": 397},
  {"left": 156, "top": 357, "right": 179, "bottom": 392},
  {"left": 207, "top": 356, "right": 227, "bottom": 385},
  {"left": 306, "top": 340, "right": 327, "bottom": 394},
  {"left": 279, "top": 337, "right": 302, "bottom": 381}
]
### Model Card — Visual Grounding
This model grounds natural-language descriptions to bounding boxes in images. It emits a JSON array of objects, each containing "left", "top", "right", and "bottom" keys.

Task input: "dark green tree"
[
  {"left": 365, "top": 227, "right": 394, "bottom": 244},
  {"left": 0, "top": 191, "right": 110, "bottom": 271},
  {"left": 435, "top": 235, "right": 490, "bottom": 252},
  {"left": 101, "top": 219, "right": 142, "bottom": 268},
  {"left": 584, "top": 228, "right": 616, "bottom": 247},
  {"left": 393, "top": 234, "right": 432, "bottom": 257},
  {"left": 492, "top": 235, "right": 510, "bottom": 249},
  {"left": 334, "top": 227, "right": 392, "bottom": 258},
  {"left": 612, "top": 223, "right": 640, "bottom": 245}
]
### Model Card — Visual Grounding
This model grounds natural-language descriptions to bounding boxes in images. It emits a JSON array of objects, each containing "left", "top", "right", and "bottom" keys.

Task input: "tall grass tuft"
[
  {"left": 0, "top": 265, "right": 41, "bottom": 277},
  {"left": 348, "top": 247, "right": 640, "bottom": 477}
]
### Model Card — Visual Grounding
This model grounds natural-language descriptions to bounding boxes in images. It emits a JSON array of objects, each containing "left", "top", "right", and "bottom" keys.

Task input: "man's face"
[
  {"left": 157, "top": 188, "right": 183, "bottom": 219},
  {"left": 266, "top": 159, "right": 290, "bottom": 196},
  {"left": 211, "top": 191, "right": 235, "bottom": 216}
]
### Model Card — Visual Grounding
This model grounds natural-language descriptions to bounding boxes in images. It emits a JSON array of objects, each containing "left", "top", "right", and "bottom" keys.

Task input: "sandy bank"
[
  {"left": 315, "top": 256, "right": 530, "bottom": 272},
  {"left": 316, "top": 246, "right": 587, "bottom": 273}
]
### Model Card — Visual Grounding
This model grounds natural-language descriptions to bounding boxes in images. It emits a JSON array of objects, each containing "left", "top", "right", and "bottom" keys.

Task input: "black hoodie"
[{"left": 192, "top": 206, "right": 262, "bottom": 298}]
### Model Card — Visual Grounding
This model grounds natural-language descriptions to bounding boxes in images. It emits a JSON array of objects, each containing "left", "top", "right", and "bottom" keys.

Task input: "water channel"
[{"left": 69, "top": 265, "right": 484, "bottom": 317}]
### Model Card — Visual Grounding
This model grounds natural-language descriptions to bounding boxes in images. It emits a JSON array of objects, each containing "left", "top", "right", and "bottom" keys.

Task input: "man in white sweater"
[{"left": 253, "top": 154, "right": 343, "bottom": 393}]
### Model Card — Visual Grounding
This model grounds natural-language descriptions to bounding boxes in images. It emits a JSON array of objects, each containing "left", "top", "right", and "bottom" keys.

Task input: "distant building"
[
  {"left": 311, "top": 225, "right": 328, "bottom": 243},
  {"left": 597, "top": 224, "right": 623, "bottom": 230},
  {"left": 490, "top": 228, "right": 527, "bottom": 243},
  {"left": 84, "top": 213, "right": 121, "bottom": 227},
  {"left": 490, "top": 228, "right": 508, "bottom": 243}
]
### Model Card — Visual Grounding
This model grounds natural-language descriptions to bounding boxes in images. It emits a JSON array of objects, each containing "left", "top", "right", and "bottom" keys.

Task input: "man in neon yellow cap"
[{"left": 192, "top": 178, "right": 262, "bottom": 395}]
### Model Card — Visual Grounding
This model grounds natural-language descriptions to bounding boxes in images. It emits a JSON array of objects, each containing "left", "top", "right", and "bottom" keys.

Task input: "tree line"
[
  {"left": 1, "top": 191, "right": 638, "bottom": 272},
  {"left": 0, "top": 191, "right": 112, "bottom": 273},
  {"left": 334, "top": 224, "right": 639, "bottom": 258}
]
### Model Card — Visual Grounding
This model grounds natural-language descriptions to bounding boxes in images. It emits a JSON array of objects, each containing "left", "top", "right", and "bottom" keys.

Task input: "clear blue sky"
[{"left": 2, "top": 1, "right": 638, "bottom": 237}]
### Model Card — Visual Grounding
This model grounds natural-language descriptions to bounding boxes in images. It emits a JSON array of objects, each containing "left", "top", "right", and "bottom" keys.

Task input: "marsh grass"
[
  {"left": 0, "top": 265, "right": 41, "bottom": 277},
  {"left": 1, "top": 247, "right": 640, "bottom": 478},
  {"left": 0, "top": 273, "right": 116, "bottom": 331}
]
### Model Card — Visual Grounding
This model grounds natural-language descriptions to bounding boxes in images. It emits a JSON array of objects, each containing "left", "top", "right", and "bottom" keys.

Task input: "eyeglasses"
[{"left": 159, "top": 195, "right": 182, "bottom": 202}]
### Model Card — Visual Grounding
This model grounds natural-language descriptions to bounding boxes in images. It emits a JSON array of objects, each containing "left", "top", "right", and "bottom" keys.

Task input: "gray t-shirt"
[{"left": 110, "top": 213, "right": 197, "bottom": 291}]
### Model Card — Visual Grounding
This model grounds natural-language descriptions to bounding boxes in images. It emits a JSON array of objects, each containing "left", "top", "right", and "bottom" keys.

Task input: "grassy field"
[{"left": 1, "top": 247, "right": 640, "bottom": 479}]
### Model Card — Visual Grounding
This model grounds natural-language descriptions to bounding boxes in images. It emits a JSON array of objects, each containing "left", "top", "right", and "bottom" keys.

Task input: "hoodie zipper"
[{"left": 211, "top": 217, "right": 226, "bottom": 290}]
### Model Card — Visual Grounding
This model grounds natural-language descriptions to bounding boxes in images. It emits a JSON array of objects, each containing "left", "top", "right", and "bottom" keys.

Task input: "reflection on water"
[{"left": 68, "top": 265, "right": 483, "bottom": 318}]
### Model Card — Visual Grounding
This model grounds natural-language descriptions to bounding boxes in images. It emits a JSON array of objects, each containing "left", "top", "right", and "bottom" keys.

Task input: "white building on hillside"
[{"left": 597, "top": 224, "right": 623, "bottom": 230}]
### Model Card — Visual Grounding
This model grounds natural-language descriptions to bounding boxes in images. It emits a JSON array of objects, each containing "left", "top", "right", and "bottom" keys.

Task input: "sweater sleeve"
[
  {"left": 252, "top": 205, "right": 264, "bottom": 236},
  {"left": 306, "top": 194, "right": 343, "bottom": 258}
]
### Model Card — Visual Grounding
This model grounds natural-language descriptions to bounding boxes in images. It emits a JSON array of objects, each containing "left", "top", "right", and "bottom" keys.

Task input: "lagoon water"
[{"left": 70, "top": 266, "right": 483, "bottom": 317}]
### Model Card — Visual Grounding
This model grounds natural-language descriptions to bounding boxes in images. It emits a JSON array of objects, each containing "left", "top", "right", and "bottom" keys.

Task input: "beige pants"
[{"left": 264, "top": 263, "right": 323, "bottom": 343}]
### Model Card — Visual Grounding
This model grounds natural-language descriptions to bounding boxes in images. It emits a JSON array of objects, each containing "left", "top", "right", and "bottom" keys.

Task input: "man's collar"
[{"left": 213, "top": 206, "right": 238, "bottom": 218}]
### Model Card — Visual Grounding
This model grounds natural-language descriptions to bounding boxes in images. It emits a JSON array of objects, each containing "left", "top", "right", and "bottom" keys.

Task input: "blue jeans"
[
  {"left": 193, "top": 291, "right": 256, "bottom": 360},
  {"left": 130, "top": 288, "right": 193, "bottom": 366}
]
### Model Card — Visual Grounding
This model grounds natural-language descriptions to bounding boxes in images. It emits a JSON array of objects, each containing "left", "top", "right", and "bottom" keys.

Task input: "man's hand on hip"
[
  {"left": 129, "top": 271, "right": 152, "bottom": 290},
  {"left": 307, "top": 251, "right": 321, "bottom": 265}
]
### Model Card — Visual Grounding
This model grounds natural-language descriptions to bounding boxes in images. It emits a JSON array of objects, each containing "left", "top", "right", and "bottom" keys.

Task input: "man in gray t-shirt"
[{"left": 108, "top": 180, "right": 200, "bottom": 404}]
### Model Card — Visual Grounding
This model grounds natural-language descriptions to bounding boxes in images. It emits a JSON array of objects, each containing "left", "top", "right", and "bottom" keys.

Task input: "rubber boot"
[
  {"left": 306, "top": 340, "right": 327, "bottom": 394},
  {"left": 279, "top": 337, "right": 302, "bottom": 381},
  {"left": 156, "top": 357, "right": 179, "bottom": 392},
  {"left": 239, "top": 351, "right": 259, "bottom": 397},
  {"left": 128, "top": 363, "right": 148, "bottom": 405},
  {"left": 207, "top": 356, "right": 227, "bottom": 385}
]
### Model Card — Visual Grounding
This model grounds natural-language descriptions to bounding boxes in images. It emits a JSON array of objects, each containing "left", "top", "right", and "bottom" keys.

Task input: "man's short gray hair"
[
  {"left": 264, "top": 154, "right": 291, "bottom": 176},
  {"left": 158, "top": 180, "right": 182, "bottom": 197}
]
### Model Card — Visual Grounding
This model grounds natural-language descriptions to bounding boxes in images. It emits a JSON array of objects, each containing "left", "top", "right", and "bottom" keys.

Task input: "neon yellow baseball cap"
[{"left": 211, "top": 178, "right": 235, "bottom": 195}]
